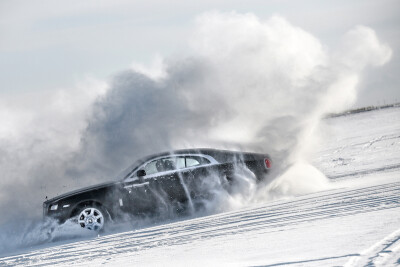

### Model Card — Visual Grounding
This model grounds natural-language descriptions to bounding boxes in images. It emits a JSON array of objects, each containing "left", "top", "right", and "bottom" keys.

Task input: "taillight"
[{"left": 264, "top": 158, "right": 271, "bottom": 169}]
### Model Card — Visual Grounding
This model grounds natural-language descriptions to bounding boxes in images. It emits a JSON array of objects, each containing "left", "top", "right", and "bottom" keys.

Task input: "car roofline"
[{"left": 118, "top": 148, "right": 270, "bottom": 180}]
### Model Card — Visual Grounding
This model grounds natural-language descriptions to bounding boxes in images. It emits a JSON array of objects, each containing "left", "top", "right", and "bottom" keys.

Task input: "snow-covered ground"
[{"left": 1, "top": 106, "right": 399, "bottom": 266}]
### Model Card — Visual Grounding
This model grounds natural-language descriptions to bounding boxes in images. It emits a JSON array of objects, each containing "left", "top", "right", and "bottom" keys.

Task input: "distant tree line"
[{"left": 326, "top": 102, "right": 400, "bottom": 118}]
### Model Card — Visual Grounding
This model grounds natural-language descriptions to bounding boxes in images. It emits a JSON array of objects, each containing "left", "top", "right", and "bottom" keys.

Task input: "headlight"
[{"left": 50, "top": 204, "right": 58, "bottom": 211}]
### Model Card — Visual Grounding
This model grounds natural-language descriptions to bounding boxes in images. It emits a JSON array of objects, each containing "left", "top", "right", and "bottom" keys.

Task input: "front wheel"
[{"left": 77, "top": 206, "right": 106, "bottom": 231}]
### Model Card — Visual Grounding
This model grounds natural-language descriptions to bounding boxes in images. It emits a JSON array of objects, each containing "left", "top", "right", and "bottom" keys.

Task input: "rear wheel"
[{"left": 77, "top": 206, "right": 106, "bottom": 231}]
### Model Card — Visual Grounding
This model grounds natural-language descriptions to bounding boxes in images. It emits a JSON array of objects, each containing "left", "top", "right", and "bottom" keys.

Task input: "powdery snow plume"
[{"left": 0, "top": 11, "right": 392, "bottom": 253}]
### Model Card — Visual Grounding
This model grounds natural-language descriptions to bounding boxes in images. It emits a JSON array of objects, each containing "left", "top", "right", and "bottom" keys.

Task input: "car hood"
[{"left": 44, "top": 181, "right": 120, "bottom": 204}]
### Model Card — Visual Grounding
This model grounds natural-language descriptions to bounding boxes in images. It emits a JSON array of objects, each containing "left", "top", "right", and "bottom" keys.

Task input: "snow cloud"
[{"left": 0, "top": 11, "right": 392, "bottom": 232}]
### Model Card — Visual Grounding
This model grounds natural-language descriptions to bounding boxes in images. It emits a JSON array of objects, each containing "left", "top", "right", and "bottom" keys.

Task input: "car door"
[
  {"left": 121, "top": 155, "right": 211, "bottom": 214},
  {"left": 122, "top": 175, "right": 156, "bottom": 214},
  {"left": 146, "top": 156, "right": 188, "bottom": 204},
  {"left": 180, "top": 156, "right": 214, "bottom": 200}
]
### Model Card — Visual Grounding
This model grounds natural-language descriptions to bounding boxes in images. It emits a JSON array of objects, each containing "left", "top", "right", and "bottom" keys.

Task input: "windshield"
[{"left": 114, "top": 159, "right": 144, "bottom": 181}]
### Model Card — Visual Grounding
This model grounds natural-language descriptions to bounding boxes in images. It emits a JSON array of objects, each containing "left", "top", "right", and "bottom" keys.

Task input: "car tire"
[{"left": 76, "top": 205, "right": 108, "bottom": 232}]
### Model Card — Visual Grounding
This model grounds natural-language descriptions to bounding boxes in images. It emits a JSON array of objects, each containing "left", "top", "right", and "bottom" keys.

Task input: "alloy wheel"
[{"left": 78, "top": 207, "right": 105, "bottom": 231}]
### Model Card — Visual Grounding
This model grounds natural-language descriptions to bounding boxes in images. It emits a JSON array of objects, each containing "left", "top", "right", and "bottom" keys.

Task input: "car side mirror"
[{"left": 136, "top": 169, "right": 146, "bottom": 177}]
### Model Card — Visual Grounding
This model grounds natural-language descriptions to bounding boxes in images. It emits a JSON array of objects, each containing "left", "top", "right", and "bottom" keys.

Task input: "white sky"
[{"left": 0, "top": 0, "right": 399, "bottom": 107}]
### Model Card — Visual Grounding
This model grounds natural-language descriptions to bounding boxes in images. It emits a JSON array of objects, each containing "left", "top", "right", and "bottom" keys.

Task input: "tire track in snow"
[
  {"left": 345, "top": 227, "right": 400, "bottom": 266},
  {"left": 1, "top": 181, "right": 400, "bottom": 266},
  {"left": 328, "top": 163, "right": 400, "bottom": 179}
]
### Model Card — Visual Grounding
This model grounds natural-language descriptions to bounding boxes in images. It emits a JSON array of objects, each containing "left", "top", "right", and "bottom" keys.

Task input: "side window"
[
  {"left": 185, "top": 156, "right": 210, "bottom": 167},
  {"left": 186, "top": 157, "right": 200, "bottom": 167},
  {"left": 144, "top": 160, "right": 158, "bottom": 175},
  {"left": 175, "top": 157, "right": 185, "bottom": 169},
  {"left": 144, "top": 157, "right": 185, "bottom": 175}
]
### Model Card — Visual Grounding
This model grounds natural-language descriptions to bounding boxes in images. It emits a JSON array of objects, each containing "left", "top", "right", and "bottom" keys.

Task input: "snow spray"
[{"left": 0, "top": 11, "right": 391, "bottom": 253}]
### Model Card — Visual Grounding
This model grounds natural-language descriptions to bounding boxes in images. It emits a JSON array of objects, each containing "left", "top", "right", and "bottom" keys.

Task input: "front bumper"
[{"left": 43, "top": 202, "right": 72, "bottom": 223}]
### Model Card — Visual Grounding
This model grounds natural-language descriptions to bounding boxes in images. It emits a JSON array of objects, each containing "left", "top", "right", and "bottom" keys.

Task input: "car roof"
[
  {"left": 144, "top": 148, "right": 229, "bottom": 159},
  {"left": 143, "top": 148, "right": 267, "bottom": 164}
]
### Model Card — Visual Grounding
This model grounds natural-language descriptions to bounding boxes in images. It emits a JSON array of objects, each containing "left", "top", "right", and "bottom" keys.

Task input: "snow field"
[{"left": 1, "top": 107, "right": 399, "bottom": 266}]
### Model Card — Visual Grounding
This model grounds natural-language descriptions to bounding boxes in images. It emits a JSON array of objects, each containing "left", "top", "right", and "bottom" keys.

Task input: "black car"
[{"left": 43, "top": 149, "right": 271, "bottom": 231}]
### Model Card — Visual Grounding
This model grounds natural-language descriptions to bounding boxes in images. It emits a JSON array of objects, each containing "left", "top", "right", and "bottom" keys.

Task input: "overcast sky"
[{"left": 0, "top": 0, "right": 399, "bottom": 107}]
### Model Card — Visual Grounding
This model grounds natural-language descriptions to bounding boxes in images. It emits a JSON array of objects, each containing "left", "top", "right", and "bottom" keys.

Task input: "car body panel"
[{"left": 43, "top": 149, "right": 271, "bottom": 224}]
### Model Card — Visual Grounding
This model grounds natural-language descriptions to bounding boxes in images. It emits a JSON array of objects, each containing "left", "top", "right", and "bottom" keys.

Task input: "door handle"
[
  {"left": 124, "top": 181, "right": 149, "bottom": 189},
  {"left": 132, "top": 182, "right": 149, "bottom": 188}
]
